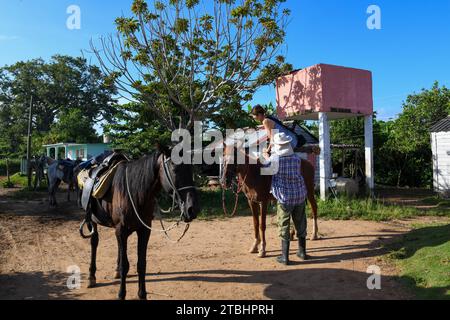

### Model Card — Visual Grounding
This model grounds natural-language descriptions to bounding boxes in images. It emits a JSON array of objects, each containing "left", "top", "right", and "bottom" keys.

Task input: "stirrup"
[{"left": 79, "top": 218, "right": 95, "bottom": 239}]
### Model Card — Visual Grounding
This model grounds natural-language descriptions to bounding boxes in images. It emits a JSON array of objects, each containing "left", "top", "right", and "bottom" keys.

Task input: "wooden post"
[
  {"left": 6, "top": 158, "right": 10, "bottom": 184},
  {"left": 364, "top": 115, "right": 375, "bottom": 193},
  {"left": 319, "top": 112, "right": 331, "bottom": 200},
  {"left": 26, "top": 96, "right": 33, "bottom": 188}
]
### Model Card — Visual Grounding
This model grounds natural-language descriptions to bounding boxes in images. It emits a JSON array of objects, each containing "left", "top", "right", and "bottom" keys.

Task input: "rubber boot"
[
  {"left": 297, "top": 237, "right": 307, "bottom": 261},
  {"left": 276, "top": 240, "right": 290, "bottom": 265}
]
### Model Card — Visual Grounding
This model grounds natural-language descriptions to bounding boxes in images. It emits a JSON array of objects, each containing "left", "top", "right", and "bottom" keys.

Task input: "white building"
[{"left": 431, "top": 116, "right": 450, "bottom": 197}]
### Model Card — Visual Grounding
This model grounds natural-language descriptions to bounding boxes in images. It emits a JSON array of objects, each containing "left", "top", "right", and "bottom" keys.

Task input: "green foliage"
[
  {"left": 105, "top": 102, "right": 172, "bottom": 157},
  {"left": 329, "top": 82, "right": 450, "bottom": 188},
  {"left": 93, "top": 0, "right": 292, "bottom": 130},
  {"left": 0, "top": 55, "right": 117, "bottom": 158},
  {"left": 0, "top": 159, "right": 21, "bottom": 176},
  {"left": 316, "top": 196, "right": 449, "bottom": 221},
  {"left": 2, "top": 180, "right": 14, "bottom": 188},
  {"left": 0, "top": 173, "right": 27, "bottom": 188},
  {"left": 386, "top": 224, "right": 450, "bottom": 300},
  {"left": 45, "top": 109, "right": 101, "bottom": 144}
]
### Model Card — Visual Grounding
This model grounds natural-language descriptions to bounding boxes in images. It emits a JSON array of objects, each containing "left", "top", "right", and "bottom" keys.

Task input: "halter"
[{"left": 126, "top": 154, "right": 196, "bottom": 243}]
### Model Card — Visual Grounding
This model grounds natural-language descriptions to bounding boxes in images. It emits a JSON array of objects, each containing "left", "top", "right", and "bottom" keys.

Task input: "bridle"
[
  {"left": 220, "top": 148, "right": 248, "bottom": 217},
  {"left": 126, "top": 154, "right": 197, "bottom": 243}
]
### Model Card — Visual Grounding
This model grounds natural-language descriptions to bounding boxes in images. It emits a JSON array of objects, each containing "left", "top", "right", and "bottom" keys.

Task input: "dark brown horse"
[
  {"left": 83, "top": 147, "right": 200, "bottom": 300},
  {"left": 222, "top": 143, "right": 318, "bottom": 258}
]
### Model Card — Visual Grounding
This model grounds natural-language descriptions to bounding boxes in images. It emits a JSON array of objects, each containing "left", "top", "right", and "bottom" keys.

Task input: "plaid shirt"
[{"left": 265, "top": 154, "right": 307, "bottom": 206}]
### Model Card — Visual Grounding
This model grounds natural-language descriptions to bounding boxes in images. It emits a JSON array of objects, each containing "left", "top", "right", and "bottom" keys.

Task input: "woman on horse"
[{"left": 251, "top": 105, "right": 299, "bottom": 153}]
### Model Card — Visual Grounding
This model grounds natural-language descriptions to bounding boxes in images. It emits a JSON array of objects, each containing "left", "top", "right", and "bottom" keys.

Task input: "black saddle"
[{"left": 81, "top": 152, "right": 129, "bottom": 226}]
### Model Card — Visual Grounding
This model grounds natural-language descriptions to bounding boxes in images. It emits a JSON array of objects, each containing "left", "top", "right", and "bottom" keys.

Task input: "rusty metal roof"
[{"left": 430, "top": 116, "right": 450, "bottom": 132}]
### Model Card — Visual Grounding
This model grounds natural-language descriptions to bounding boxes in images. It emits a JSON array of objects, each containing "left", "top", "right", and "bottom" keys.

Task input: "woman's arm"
[{"left": 263, "top": 118, "right": 275, "bottom": 152}]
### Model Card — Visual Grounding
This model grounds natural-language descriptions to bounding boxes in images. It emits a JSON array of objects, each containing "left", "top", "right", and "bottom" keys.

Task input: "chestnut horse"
[{"left": 222, "top": 143, "right": 318, "bottom": 258}]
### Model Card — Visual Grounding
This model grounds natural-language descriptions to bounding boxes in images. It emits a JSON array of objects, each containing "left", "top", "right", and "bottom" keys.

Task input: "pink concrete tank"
[{"left": 276, "top": 64, "right": 374, "bottom": 120}]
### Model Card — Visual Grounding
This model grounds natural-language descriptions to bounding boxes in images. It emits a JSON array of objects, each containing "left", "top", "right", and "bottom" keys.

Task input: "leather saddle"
[{"left": 80, "top": 152, "right": 129, "bottom": 225}]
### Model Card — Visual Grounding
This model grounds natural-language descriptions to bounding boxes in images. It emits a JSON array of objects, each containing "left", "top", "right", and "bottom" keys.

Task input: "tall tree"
[
  {"left": 0, "top": 55, "right": 118, "bottom": 157},
  {"left": 92, "top": 0, "right": 292, "bottom": 130}
]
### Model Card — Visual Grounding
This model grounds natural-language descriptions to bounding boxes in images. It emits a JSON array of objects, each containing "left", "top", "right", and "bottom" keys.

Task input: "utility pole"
[{"left": 26, "top": 96, "right": 33, "bottom": 188}]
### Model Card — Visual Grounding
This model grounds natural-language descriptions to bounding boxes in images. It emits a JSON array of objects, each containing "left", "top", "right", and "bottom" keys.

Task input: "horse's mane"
[
  {"left": 46, "top": 157, "right": 56, "bottom": 166},
  {"left": 114, "top": 151, "right": 162, "bottom": 205}
]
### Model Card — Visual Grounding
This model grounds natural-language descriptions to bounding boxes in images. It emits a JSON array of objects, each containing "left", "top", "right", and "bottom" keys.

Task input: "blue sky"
[{"left": 1, "top": 0, "right": 450, "bottom": 121}]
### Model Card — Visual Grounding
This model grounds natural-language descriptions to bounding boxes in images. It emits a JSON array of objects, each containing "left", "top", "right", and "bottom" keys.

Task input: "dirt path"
[{"left": 0, "top": 192, "right": 446, "bottom": 300}]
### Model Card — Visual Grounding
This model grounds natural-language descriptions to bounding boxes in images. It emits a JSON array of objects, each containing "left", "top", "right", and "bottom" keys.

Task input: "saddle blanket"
[{"left": 78, "top": 161, "right": 124, "bottom": 199}]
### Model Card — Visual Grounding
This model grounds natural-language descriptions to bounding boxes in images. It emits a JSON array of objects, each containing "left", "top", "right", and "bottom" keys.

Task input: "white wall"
[{"left": 432, "top": 131, "right": 450, "bottom": 196}]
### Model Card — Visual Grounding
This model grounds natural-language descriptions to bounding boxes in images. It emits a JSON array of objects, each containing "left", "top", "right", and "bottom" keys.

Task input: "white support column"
[
  {"left": 319, "top": 112, "right": 331, "bottom": 200},
  {"left": 364, "top": 115, "right": 375, "bottom": 193}
]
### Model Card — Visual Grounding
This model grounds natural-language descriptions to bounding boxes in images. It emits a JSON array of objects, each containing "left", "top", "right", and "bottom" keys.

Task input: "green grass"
[
  {"left": 420, "top": 196, "right": 450, "bottom": 208},
  {"left": 386, "top": 224, "right": 450, "bottom": 300},
  {"left": 0, "top": 173, "right": 48, "bottom": 200},
  {"left": 0, "top": 159, "right": 21, "bottom": 176},
  {"left": 159, "top": 188, "right": 256, "bottom": 220},
  {"left": 317, "top": 197, "right": 450, "bottom": 221}
]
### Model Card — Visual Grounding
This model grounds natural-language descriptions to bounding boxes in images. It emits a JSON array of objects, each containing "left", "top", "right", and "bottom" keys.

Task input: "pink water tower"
[{"left": 276, "top": 64, "right": 375, "bottom": 199}]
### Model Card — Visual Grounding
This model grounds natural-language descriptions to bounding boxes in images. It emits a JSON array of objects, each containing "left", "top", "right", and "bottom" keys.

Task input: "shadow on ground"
[{"left": 0, "top": 271, "right": 81, "bottom": 300}]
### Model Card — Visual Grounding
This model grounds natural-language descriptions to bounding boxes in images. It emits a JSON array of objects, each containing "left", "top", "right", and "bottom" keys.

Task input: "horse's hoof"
[
  {"left": 114, "top": 272, "right": 120, "bottom": 279},
  {"left": 258, "top": 251, "right": 267, "bottom": 258},
  {"left": 87, "top": 278, "right": 97, "bottom": 288},
  {"left": 117, "top": 293, "right": 126, "bottom": 301},
  {"left": 310, "top": 234, "right": 319, "bottom": 241},
  {"left": 249, "top": 240, "right": 260, "bottom": 254},
  {"left": 138, "top": 292, "right": 147, "bottom": 300},
  {"left": 249, "top": 246, "right": 259, "bottom": 254}
]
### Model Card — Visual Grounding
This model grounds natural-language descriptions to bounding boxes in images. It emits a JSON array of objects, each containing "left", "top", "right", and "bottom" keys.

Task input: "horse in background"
[
  {"left": 30, "top": 155, "right": 47, "bottom": 190},
  {"left": 45, "top": 156, "right": 81, "bottom": 206}
]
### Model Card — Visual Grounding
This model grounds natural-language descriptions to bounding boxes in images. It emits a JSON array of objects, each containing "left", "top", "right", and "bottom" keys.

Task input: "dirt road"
[{"left": 0, "top": 192, "right": 441, "bottom": 300}]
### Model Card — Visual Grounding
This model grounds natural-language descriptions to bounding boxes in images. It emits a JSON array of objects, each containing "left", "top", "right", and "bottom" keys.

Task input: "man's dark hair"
[{"left": 251, "top": 105, "right": 266, "bottom": 116}]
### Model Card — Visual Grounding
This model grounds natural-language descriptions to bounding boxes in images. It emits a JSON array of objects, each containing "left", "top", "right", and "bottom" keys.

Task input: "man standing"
[{"left": 263, "top": 132, "right": 308, "bottom": 265}]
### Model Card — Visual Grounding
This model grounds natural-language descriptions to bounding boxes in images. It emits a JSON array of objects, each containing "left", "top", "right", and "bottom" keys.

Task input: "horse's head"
[
  {"left": 157, "top": 144, "right": 200, "bottom": 223},
  {"left": 221, "top": 142, "right": 238, "bottom": 190}
]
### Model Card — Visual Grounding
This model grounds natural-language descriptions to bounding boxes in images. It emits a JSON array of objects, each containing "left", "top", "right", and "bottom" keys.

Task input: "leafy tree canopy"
[{"left": 0, "top": 55, "right": 118, "bottom": 157}]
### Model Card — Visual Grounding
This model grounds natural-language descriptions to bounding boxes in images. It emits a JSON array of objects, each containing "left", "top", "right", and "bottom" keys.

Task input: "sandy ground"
[{"left": 0, "top": 190, "right": 447, "bottom": 300}]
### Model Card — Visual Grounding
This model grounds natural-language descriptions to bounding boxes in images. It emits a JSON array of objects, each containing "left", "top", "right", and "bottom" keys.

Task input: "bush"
[
  {"left": 2, "top": 180, "right": 14, "bottom": 188},
  {"left": 0, "top": 159, "right": 21, "bottom": 176}
]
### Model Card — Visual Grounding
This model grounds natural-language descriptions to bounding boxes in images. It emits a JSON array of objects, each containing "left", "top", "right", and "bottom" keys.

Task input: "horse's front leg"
[
  {"left": 248, "top": 200, "right": 261, "bottom": 254},
  {"left": 258, "top": 201, "right": 267, "bottom": 258},
  {"left": 87, "top": 223, "right": 99, "bottom": 288},
  {"left": 137, "top": 228, "right": 151, "bottom": 300},
  {"left": 309, "top": 195, "right": 319, "bottom": 241},
  {"left": 116, "top": 226, "right": 130, "bottom": 300},
  {"left": 49, "top": 182, "right": 57, "bottom": 207},
  {"left": 67, "top": 182, "right": 72, "bottom": 202}
]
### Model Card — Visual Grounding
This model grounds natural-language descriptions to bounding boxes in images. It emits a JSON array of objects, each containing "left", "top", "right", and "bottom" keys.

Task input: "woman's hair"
[{"left": 251, "top": 105, "right": 266, "bottom": 116}]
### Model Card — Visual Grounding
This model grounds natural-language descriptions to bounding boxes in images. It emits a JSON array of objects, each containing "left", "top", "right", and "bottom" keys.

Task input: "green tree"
[
  {"left": 45, "top": 109, "right": 101, "bottom": 144},
  {"left": 327, "top": 82, "right": 450, "bottom": 188},
  {"left": 92, "top": 0, "right": 292, "bottom": 130},
  {"left": 105, "top": 102, "right": 172, "bottom": 157},
  {"left": 393, "top": 82, "right": 450, "bottom": 153},
  {"left": 0, "top": 55, "right": 118, "bottom": 157}
]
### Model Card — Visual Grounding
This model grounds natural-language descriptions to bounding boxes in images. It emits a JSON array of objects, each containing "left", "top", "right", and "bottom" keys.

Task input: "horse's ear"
[{"left": 155, "top": 142, "right": 171, "bottom": 157}]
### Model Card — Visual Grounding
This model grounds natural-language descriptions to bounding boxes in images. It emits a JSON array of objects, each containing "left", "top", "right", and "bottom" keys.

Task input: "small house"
[
  {"left": 43, "top": 142, "right": 112, "bottom": 161},
  {"left": 431, "top": 116, "right": 450, "bottom": 197}
]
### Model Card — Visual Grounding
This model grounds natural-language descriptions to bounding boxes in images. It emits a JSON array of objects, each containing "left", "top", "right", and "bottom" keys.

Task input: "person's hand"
[{"left": 312, "top": 146, "right": 321, "bottom": 155}]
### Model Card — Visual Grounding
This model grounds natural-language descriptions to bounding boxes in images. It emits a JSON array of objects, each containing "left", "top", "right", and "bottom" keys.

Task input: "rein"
[
  {"left": 221, "top": 161, "right": 249, "bottom": 217},
  {"left": 125, "top": 155, "right": 195, "bottom": 243}
]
